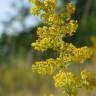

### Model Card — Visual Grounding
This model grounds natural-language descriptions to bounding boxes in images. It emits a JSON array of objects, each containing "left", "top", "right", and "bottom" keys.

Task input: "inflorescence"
[{"left": 30, "top": 0, "right": 96, "bottom": 96}]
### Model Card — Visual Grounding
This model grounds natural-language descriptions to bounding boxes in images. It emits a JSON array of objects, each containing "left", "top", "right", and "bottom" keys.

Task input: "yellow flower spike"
[{"left": 30, "top": 0, "right": 95, "bottom": 96}]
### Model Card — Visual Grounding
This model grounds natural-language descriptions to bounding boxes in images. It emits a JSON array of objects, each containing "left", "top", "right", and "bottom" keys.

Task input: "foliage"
[{"left": 30, "top": 0, "right": 96, "bottom": 96}]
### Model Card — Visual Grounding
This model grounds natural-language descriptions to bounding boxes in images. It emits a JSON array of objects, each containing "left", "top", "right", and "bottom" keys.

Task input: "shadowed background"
[{"left": 0, "top": 0, "right": 96, "bottom": 96}]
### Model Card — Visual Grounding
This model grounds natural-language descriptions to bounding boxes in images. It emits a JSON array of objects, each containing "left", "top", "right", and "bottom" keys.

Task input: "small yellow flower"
[
  {"left": 66, "top": 3, "right": 76, "bottom": 14},
  {"left": 81, "top": 69, "right": 90, "bottom": 80},
  {"left": 32, "top": 6, "right": 39, "bottom": 15}
]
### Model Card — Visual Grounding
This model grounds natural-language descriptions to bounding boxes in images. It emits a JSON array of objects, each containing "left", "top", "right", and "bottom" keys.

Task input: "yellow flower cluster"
[
  {"left": 54, "top": 70, "right": 80, "bottom": 96},
  {"left": 32, "top": 59, "right": 57, "bottom": 75},
  {"left": 80, "top": 69, "right": 90, "bottom": 87},
  {"left": 54, "top": 70, "right": 79, "bottom": 88},
  {"left": 59, "top": 43, "right": 92, "bottom": 64},
  {"left": 30, "top": 0, "right": 96, "bottom": 96},
  {"left": 53, "top": 69, "right": 96, "bottom": 96},
  {"left": 80, "top": 69, "right": 96, "bottom": 89}
]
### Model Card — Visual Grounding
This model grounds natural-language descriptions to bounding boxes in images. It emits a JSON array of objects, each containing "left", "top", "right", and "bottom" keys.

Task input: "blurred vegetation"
[{"left": 0, "top": 0, "right": 96, "bottom": 96}]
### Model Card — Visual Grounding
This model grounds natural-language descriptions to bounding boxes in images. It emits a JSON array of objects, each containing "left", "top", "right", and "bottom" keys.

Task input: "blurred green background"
[{"left": 0, "top": 0, "right": 96, "bottom": 96}]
